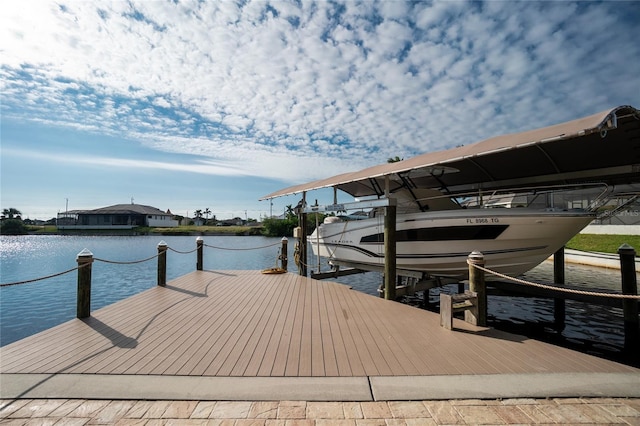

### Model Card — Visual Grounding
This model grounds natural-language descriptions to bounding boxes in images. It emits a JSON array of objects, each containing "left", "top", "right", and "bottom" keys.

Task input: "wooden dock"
[{"left": 1, "top": 270, "right": 639, "bottom": 401}]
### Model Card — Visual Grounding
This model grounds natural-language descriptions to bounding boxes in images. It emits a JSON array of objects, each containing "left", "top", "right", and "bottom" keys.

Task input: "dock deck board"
[{"left": 1, "top": 270, "right": 637, "bottom": 378}]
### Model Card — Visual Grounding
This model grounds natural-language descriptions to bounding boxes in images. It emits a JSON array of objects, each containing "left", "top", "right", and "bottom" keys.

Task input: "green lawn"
[{"left": 566, "top": 234, "right": 640, "bottom": 254}]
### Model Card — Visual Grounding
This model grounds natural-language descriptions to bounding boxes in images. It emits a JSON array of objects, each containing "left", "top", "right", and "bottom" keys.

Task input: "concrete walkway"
[
  {"left": 2, "top": 397, "right": 639, "bottom": 424},
  {"left": 2, "top": 373, "right": 640, "bottom": 401}
]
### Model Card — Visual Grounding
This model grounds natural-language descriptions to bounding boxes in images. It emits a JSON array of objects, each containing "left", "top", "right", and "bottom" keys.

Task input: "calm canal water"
[{"left": 1, "top": 235, "right": 637, "bottom": 365}]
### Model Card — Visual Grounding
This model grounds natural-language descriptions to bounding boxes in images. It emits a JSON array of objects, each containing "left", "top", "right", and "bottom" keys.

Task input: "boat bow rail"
[{"left": 302, "top": 197, "right": 396, "bottom": 214}]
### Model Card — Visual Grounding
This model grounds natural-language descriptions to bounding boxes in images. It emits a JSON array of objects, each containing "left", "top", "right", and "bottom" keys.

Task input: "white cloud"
[{"left": 1, "top": 0, "right": 638, "bottom": 187}]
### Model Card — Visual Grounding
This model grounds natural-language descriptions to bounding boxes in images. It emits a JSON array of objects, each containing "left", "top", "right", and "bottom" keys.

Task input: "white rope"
[
  {"left": 467, "top": 260, "right": 640, "bottom": 299},
  {"left": 95, "top": 253, "right": 160, "bottom": 264},
  {"left": 0, "top": 263, "right": 90, "bottom": 287},
  {"left": 167, "top": 246, "right": 199, "bottom": 254},
  {"left": 203, "top": 241, "right": 281, "bottom": 250}
]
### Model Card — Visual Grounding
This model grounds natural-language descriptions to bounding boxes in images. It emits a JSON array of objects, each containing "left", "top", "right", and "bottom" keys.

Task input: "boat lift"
[{"left": 265, "top": 105, "right": 640, "bottom": 299}]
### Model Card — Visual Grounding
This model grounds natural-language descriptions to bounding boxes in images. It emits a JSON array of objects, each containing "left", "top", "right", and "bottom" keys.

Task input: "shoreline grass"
[{"left": 566, "top": 234, "right": 640, "bottom": 254}]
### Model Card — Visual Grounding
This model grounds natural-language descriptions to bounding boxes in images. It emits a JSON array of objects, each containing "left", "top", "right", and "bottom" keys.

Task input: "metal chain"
[{"left": 468, "top": 260, "right": 640, "bottom": 299}]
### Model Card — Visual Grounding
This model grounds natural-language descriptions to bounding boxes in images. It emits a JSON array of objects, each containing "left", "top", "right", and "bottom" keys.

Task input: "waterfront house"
[{"left": 57, "top": 203, "right": 179, "bottom": 230}]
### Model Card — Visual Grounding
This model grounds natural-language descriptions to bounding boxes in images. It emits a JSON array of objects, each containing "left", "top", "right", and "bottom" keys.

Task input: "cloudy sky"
[{"left": 1, "top": 1, "right": 639, "bottom": 221}]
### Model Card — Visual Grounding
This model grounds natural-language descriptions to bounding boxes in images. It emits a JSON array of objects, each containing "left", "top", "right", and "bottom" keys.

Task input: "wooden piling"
[
  {"left": 299, "top": 213, "right": 308, "bottom": 277},
  {"left": 467, "top": 251, "right": 486, "bottom": 326},
  {"left": 281, "top": 237, "right": 288, "bottom": 271},
  {"left": 384, "top": 204, "right": 397, "bottom": 300},
  {"left": 618, "top": 243, "right": 639, "bottom": 353},
  {"left": 76, "top": 248, "right": 93, "bottom": 319},
  {"left": 553, "top": 246, "right": 566, "bottom": 331},
  {"left": 196, "top": 237, "right": 203, "bottom": 271},
  {"left": 157, "top": 241, "right": 167, "bottom": 287}
]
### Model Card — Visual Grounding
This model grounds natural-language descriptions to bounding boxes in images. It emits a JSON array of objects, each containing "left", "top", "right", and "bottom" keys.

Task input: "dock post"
[
  {"left": 618, "top": 243, "right": 639, "bottom": 353},
  {"left": 281, "top": 237, "right": 288, "bottom": 271},
  {"left": 297, "top": 192, "right": 308, "bottom": 277},
  {"left": 76, "top": 248, "right": 93, "bottom": 319},
  {"left": 467, "top": 251, "right": 486, "bottom": 326},
  {"left": 553, "top": 246, "right": 566, "bottom": 331},
  {"left": 299, "top": 213, "right": 308, "bottom": 277},
  {"left": 157, "top": 241, "right": 167, "bottom": 287},
  {"left": 384, "top": 203, "right": 397, "bottom": 300},
  {"left": 196, "top": 236, "right": 203, "bottom": 271}
]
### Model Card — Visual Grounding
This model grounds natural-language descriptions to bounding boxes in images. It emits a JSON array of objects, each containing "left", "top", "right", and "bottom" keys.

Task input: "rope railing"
[
  {"left": 467, "top": 260, "right": 640, "bottom": 300},
  {"left": 0, "top": 262, "right": 91, "bottom": 288},
  {"left": 167, "top": 246, "right": 199, "bottom": 254},
  {"left": 203, "top": 241, "right": 281, "bottom": 251},
  {"left": 3, "top": 236, "right": 293, "bottom": 320},
  {"left": 1, "top": 239, "right": 286, "bottom": 288},
  {"left": 94, "top": 253, "right": 160, "bottom": 265}
]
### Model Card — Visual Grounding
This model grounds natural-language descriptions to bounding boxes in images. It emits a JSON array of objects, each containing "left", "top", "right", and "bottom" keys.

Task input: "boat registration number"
[{"left": 466, "top": 218, "right": 500, "bottom": 224}]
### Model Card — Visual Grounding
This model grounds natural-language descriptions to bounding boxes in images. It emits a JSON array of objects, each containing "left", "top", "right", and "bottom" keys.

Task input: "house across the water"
[{"left": 57, "top": 204, "right": 178, "bottom": 230}]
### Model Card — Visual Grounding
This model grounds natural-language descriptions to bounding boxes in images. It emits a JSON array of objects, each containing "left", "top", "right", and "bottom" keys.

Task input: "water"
[
  {"left": 0, "top": 235, "right": 287, "bottom": 346},
  {"left": 1, "top": 235, "right": 637, "bottom": 365}
]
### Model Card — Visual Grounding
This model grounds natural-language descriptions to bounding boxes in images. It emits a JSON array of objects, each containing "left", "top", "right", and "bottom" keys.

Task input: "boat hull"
[{"left": 309, "top": 209, "right": 594, "bottom": 279}]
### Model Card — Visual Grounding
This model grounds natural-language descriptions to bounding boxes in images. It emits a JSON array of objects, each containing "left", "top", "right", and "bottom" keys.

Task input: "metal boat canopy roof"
[{"left": 261, "top": 105, "right": 640, "bottom": 200}]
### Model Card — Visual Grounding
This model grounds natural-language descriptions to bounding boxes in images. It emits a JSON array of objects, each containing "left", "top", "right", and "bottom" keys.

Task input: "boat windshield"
[{"left": 457, "top": 184, "right": 614, "bottom": 212}]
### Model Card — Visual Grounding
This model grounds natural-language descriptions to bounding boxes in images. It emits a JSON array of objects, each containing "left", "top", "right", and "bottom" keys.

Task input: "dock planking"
[{"left": 1, "top": 270, "right": 638, "bottom": 379}]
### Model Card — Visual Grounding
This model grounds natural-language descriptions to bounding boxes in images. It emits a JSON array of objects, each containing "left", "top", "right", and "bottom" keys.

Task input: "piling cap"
[
  {"left": 281, "top": 236, "right": 288, "bottom": 242},
  {"left": 76, "top": 248, "right": 93, "bottom": 258},
  {"left": 468, "top": 250, "right": 485, "bottom": 263},
  {"left": 158, "top": 240, "right": 168, "bottom": 247},
  {"left": 617, "top": 243, "right": 636, "bottom": 255},
  {"left": 196, "top": 236, "right": 203, "bottom": 241},
  {"left": 469, "top": 250, "right": 484, "bottom": 258}
]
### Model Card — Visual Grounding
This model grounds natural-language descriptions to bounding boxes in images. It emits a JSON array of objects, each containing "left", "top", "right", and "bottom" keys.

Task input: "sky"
[{"left": 1, "top": 1, "right": 639, "bottom": 221}]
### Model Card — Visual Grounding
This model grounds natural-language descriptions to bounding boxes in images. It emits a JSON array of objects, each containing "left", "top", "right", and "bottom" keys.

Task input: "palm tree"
[
  {"left": 194, "top": 209, "right": 203, "bottom": 225},
  {"left": 2, "top": 208, "right": 22, "bottom": 220},
  {"left": 285, "top": 204, "right": 295, "bottom": 219},
  {"left": 204, "top": 208, "right": 211, "bottom": 224}
]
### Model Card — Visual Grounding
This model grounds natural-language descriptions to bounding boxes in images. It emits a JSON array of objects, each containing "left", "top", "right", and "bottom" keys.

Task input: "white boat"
[
  {"left": 309, "top": 188, "right": 595, "bottom": 279},
  {"left": 262, "top": 105, "right": 640, "bottom": 279}
]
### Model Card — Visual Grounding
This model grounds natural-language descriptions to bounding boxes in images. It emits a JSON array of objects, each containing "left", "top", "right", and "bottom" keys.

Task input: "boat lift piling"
[
  {"left": 553, "top": 247, "right": 566, "bottom": 331},
  {"left": 280, "top": 237, "right": 288, "bottom": 271},
  {"left": 383, "top": 203, "right": 397, "bottom": 300},
  {"left": 619, "top": 244, "right": 639, "bottom": 353},
  {"left": 296, "top": 192, "right": 308, "bottom": 277}
]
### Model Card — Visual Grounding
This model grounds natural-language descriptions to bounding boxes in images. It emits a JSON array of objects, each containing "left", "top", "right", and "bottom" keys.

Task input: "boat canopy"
[{"left": 260, "top": 105, "right": 640, "bottom": 200}]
